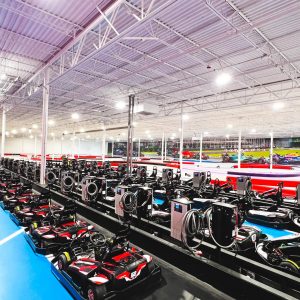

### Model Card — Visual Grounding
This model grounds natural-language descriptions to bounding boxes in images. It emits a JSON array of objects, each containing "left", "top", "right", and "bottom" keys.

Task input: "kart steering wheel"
[{"left": 89, "top": 232, "right": 106, "bottom": 247}]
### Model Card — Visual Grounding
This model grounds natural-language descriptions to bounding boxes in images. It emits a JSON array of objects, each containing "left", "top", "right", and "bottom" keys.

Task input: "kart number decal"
[
  {"left": 131, "top": 271, "right": 136, "bottom": 279},
  {"left": 72, "top": 234, "right": 76, "bottom": 239}
]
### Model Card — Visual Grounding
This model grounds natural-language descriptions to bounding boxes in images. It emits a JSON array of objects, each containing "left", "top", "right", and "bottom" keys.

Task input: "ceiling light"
[
  {"left": 121, "top": 132, "right": 125, "bottom": 136},
  {"left": 204, "top": 131, "right": 209, "bottom": 135},
  {"left": 251, "top": 128, "right": 256, "bottom": 133},
  {"left": 29, "top": 135, "right": 34, "bottom": 139},
  {"left": 63, "top": 131, "right": 68, "bottom": 135},
  {"left": 182, "top": 114, "right": 189, "bottom": 121},
  {"left": 21, "top": 127, "right": 27, "bottom": 132},
  {"left": 273, "top": 102, "right": 285, "bottom": 111},
  {"left": 71, "top": 113, "right": 79, "bottom": 120},
  {"left": 145, "top": 130, "right": 150, "bottom": 134},
  {"left": 5, "top": 131, "right": 9, "bottom": 136},
  {"left": 117, "top": 138, "right": 120, "bottom": 142},
  {"left": 86, "top": 135, "right": 91, "bottom": 139},
  {"left": 80, "top": 128, "right": 85, "bottom": 133},
  {"left": 115, "top": 101, "right": 126, "bottom": 109},
  {"left": 216, "top": 72, "right": 232, "bottom": 86},
  {"left": 32, "top": 124, "right": 38, "bottom": 129},
  {"left": 133, "top": 137, "right": 136, "bottom": 142},
  {"left": 227, "top": 124, "right": 233, "bottom": 129},
  {"left": 170, "top": 136, "right": 175, "bottom": 140},
  {"left": 178, "top": 128, "right": 182, "bottom": 132},
  {"left": 11, "top": 129, "right": 17, "bottom": 134},
  {"left": 48, "top": 120, "right": 55, "bottom": 126},
  {"left": 133, "top": 122, "right": 137, "bottom": 127},
  {"left": 28, "top": 129, "right": 32, "bottom": 134},
  {"left": 51, "top": 132, "right": 55, "bottom": 137},
  {"left": 225, "top": 134, "right": 230, "bottom": 138},
  {"left": 109, "top": 136, "right": 114, "bottom": 140}
]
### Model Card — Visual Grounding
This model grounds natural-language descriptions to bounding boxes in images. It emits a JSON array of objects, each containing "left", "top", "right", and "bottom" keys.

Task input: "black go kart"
[
  {"left": 7, "top": 191, "right": 50, "bottom": 213},
  {"left": 256, "top": 234, "right": 300, "bottom": 274},
  {"left": 28, "top": 218, "right": 94, "bottom": 254},
  {"left": 51, "top": 228, "right": 161, "bottom": 300}
]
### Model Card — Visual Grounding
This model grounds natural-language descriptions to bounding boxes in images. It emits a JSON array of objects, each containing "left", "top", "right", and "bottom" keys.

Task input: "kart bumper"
[
  {"left": 24, "top": 233, "right": 46, "bottom": 254},
  {"left": 8, "top": 212, "right": 21, "bottom": 226},
  {"left": 0, "top": 201, "right": 5, "bottom": 210},
  {"left": 246, "top": 216, "right": 290, "bottom": 229},
  {"left": 51, "top": 262, "right": 161, "bottom": 299}
]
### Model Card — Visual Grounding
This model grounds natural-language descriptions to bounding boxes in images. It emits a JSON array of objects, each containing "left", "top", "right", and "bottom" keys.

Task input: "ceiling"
[{"left": 1, "top": 0, "right": 300, "bottom": 140}]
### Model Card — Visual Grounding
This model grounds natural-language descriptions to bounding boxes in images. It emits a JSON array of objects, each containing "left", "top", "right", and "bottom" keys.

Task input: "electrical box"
[
  {"left": 115, "top": 185, "right": 130, "bottom": 217},
  {"left": 192, "top": 172, "right": 206, "bottom": 189},
  {"left": 103, "top": 179, "right": 119, "bottom": 203},
  {"left": 237, "top": 176, "right": 251, "bottom": 195},
  {"left": 171, "top": 198, "right": 193, "bottom": 241},
  {"left": 136, "top": 186, "right": 153, "bottom": 219},
  {"left": 211, "top": 202, "right": 237, "bottom": 247},
  {"left": 134, "top": 103, "right": 159, "bottom": 115},
  {"left": 162, "top": 168, "right": 173, "bottom": 183},
  {"left": 136, "top": 166, "right": 147, "bottom": 179}
]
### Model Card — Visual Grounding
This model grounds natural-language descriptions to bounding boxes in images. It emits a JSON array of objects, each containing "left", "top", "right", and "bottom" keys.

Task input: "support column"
[
  {"left": 78, "top": 138, "right": 81, "bottom": 158},
  {"left": 179, "top": 105, "right": 183, "bottom": 171},
  {"left": 34, "top": 136, "right": 37, "bottom": 157},
  {"left": 1, "top": 109, "right": 6, "bottom": 157},
  {"left": 161, "top": 131, "right": 165, "bottom": 162},
  {"left": 40, "top": 69, "right": 49, "bottom": 185},
  {"left": 237, "top": 130, "right": 242, "bottom": 169},
  {"left": 270, "top": 132, "right": 274, "bottom": 170},
  {"left": 112, "top": 140, "right": 114, "bottom": 157},
  {"left": 199, "top": 133, "right": 203, "bottom": 164},
  {"left": 102, "top": 128, "right": 106, "bottom": 162},
  {"left": 138, "top": 138, "right": 141, "bottom": 158},
  {"left": 165, "top": 136, "right": 167, "bottom": 160},
  {"left": 126, "top": 95, "right": 134, "bottom": 175}
]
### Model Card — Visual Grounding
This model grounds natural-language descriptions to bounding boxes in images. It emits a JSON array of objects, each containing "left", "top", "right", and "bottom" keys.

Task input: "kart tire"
[
  {"left": 87, "top": 285, "right": 107, "bottom": 300},
  {"left": 29, "top": 224, "right": 36, "bottom": 235},
  {"left": 147, "top": 261, "right": 156, "bottom": 273},
  {"left": 57, "top": 254, "right": 68, "bottom": 271},
  {"left": 279, "top": 261, "right": 299, "bottom": 273}
]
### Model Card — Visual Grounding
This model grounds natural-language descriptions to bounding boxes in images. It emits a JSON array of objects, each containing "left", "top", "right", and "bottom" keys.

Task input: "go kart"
[
  {"left": 29, "top": 218, "right": 94, "bottom": 254},
  {"left": 14, "top": 202, "right": 63, "bottom": 226},
  {"left": 5, "top": 191, "right": 50, "bottom": 212},
  {"left": 256, "top": 234, "right": 300, "bottom": 274},
  {"left": 52, "top": 228, "right": 161, "bottom": 300},
  {"left": 2, "top": 183, "right": 33, "bottom": 207}
]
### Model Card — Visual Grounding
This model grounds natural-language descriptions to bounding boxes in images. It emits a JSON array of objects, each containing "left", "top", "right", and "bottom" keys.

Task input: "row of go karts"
[{"left": 0, "top": 171, "right": 160, "bottom": 300}]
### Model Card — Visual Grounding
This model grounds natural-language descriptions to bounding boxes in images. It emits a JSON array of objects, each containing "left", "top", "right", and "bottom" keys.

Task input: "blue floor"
[
  {"left": 0, "top": 208, "right": 72, "bottom": 300},
  {"left": 243, "top": 220, "right": 297, "bottom": 239}
]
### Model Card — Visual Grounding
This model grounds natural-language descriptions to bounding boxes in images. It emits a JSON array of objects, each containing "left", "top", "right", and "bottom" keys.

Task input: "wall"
[{"left": 4, "top": 137, "right": 108, "bottom": 156}]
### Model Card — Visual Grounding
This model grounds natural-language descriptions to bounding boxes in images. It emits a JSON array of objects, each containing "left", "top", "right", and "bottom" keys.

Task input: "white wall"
[{"left": 4, "top": 137, "right": 108, "bottom": 156}]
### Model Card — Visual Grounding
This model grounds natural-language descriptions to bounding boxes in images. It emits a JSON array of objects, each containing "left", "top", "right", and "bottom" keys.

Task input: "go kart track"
[{"left": 0, "top": 199, "right": 233, "bottom": 300}]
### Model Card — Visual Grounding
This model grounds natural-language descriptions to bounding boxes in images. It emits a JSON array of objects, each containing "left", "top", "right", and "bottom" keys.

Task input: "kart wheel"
[
  {"left": 87, "top": 285, "right": 107, "bottom": 300},
  {"left": 29, "top": 224, "right": 35, "bottom": 235},
  {"left": 279, "top": 261, "right": 299, "bottom": 273},
  {"left": 57, "top": 254, "right": 68, "bottom": 271}
]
